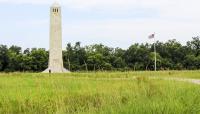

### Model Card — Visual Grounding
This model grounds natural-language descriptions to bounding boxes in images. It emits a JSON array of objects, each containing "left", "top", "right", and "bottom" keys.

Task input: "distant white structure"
[{"left": 43, "top": 2, "right": 69, "bottom": 73}]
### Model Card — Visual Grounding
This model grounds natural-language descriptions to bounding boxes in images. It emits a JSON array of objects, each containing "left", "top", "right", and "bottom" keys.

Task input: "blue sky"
[{"left": 0, "top": 0, "right": 200, "bottom": 49}]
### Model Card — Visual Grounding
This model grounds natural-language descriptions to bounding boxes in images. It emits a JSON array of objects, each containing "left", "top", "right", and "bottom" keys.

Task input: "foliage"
[{"left": 0, "top": 37, "right": 200, "bottom": 72}]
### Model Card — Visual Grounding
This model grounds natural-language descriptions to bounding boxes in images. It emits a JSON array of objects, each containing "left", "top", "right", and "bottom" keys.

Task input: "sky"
[{"left": 0, "top": 0, "right": 199, "bottom": 49}]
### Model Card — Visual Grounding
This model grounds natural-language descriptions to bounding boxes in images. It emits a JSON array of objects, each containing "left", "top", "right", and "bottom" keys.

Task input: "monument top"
[{"left": 51, "top": 1, "right": 60, "bottom": 7}]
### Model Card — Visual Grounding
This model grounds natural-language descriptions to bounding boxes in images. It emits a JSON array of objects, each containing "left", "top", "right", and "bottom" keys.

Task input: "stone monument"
[{"left": 43, "top": 2, "right": 69, "bottom": 73}]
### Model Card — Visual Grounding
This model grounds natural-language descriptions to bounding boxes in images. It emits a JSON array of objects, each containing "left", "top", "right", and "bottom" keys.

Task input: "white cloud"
[
  {"left": 0, "top": 0, "right": 200, "bottom": 49},
  {"left": 1, "top": 0, "right": 200, "bottom": 19},
  {"left": 63, "top": 18, "right": 200, "bottom": 48},
  {"left": 15, "top": 19, "right": 48, "bottom": 28}
]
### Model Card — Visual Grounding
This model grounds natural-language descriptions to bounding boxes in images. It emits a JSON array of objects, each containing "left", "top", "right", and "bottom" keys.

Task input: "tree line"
[{"left": 0, "top": 37, "right": 199, "bottom": 72}]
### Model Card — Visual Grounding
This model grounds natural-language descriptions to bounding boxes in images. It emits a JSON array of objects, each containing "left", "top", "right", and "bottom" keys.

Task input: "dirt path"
[
  {"left": 67, "top": 76, "right": 200, "bottom": 85},
  {"left": 160, "top": 77, "right": 200, "bottom": 85}
]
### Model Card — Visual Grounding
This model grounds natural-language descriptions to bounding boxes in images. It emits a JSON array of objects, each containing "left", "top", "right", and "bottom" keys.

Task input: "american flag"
[{"left": 148, "top": 34, "right": 155, "bottom": 39}]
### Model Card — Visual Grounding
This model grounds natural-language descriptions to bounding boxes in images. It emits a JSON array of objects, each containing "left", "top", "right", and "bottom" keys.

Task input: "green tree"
[
  {"left": 64, "top": 42, "right": 87, "bottom": 71},
  {"left": 187, "top": 37, "right": 200, "bottom": 57},
  {"left": 111, "top": 48, "right": 126, "bottom": 69},
  {"left": 7, "top": 46, "right": 23, "bottom": 72},
  {"left": 0, "top": 45, "right": 9, "bottom": 71},
  {"left": 30, "top": 48, "right": 48, "bottom": 72},
  {"left": 125, "top": 43, "right": 151, "bottom": 70},
  {"left": 155, "top": 40, "right": 186, "bottom": 70},
  {"left": 86, "top": 44, "right": 114, "bottom": 71}
]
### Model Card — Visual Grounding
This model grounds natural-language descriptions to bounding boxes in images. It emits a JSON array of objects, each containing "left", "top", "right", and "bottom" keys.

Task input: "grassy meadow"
[{"left": 0, "top": 71, "right": 200, "bottom": 114}]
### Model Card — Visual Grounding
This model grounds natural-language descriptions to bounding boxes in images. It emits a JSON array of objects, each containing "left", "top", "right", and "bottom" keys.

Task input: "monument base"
[{"left": 42, "top": 67, "right": 70, "bottom": 73}]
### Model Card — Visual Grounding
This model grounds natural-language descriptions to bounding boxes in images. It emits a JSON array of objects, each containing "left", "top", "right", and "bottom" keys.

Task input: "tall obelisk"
[{"left": 43, "top": 2, "right": 69, "bottom": 73}]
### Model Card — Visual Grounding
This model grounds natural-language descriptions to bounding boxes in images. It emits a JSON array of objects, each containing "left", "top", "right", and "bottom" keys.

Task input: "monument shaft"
[
  {"left": 43, "top": 3, "right": 69, "bottom": 73},
  {"left": 49, "top": 5, "right": 63, "bottom": 72}
]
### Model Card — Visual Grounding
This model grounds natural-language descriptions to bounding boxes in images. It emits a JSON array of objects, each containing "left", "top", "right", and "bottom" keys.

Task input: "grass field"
[{"left": 0, "top": 71, "right": 200, "bottom": 114}]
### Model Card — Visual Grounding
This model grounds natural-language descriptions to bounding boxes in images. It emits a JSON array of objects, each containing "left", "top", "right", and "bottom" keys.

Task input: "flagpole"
[{"left": 154, "top": 33, "right": 157, "bottom": 71}]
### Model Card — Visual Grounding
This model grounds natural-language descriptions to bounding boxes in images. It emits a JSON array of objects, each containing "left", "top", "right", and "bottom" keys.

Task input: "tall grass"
[{"left": 0, "top": 72, "right": 199, "bottom": 114}]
